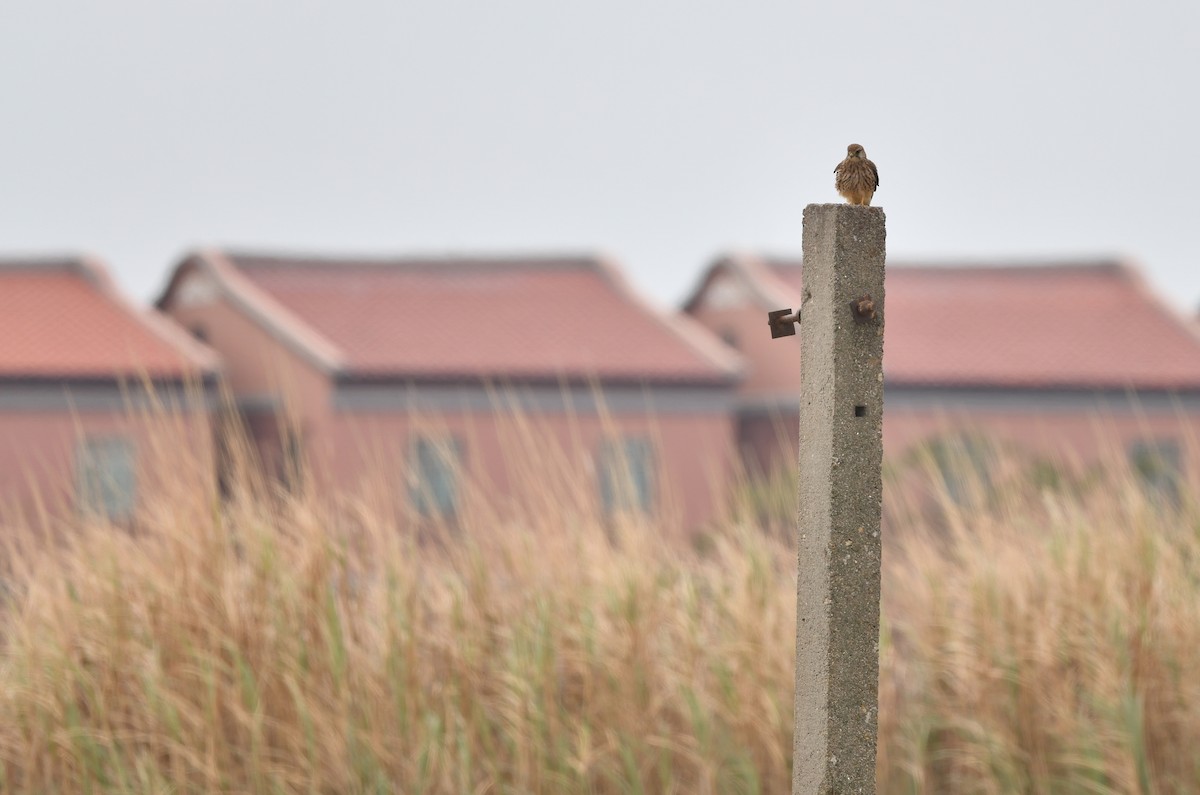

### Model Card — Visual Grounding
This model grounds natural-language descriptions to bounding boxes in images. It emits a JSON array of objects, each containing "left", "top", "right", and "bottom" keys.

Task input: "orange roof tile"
[
  {"left": 0, "top": 257, "right": 217, "bottom": 380},
  {"left": 168, "top": 253, "right": 740, "bottom": 384},
  {"left": 762, "top": 259, "right": 1200, "bottom": 390}
]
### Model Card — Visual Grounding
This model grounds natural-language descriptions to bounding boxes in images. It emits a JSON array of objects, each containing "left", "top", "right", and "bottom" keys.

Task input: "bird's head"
[{"left": 847, "top": 143, "right": 866, "bottom": 158}]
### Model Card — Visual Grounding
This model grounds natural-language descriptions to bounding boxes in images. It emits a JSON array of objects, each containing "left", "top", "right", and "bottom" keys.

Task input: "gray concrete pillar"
[{"left": 793, "top": 203, "right": 886, "bottom": 794}]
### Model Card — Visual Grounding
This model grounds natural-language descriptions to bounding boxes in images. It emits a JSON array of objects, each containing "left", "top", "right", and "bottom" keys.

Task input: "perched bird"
[{"left": 834, "top": 143, "right": 880, "bottom": 206}]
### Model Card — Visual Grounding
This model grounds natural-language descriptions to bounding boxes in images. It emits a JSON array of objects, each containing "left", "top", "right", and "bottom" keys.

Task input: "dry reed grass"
[{"left": 0, "top": 420, "right": 1198, "bottom": 793}]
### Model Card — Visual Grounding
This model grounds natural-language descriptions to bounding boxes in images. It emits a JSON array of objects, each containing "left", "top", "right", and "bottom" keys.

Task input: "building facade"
[
  {"left": 684, "top": 254, "right": 1200, "bottom": 496},
  {"left": 0, "top": 257, "right": 218, "bottom": 527},
  {"left": 158, "top": 251, "right": 742, "bottom": 532}
]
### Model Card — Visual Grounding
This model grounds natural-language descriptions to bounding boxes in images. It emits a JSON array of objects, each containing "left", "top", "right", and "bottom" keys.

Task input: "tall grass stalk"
[{"left": 1, "top": 421, "right": 1199, "bottom": 793}]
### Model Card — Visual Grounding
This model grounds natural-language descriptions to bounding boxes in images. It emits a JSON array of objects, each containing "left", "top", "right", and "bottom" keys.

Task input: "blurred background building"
[
  {"left": 0, "top": 257, "right": 217, "bottom": 526},
  {"left": 685, "top": 254, "right": 1200, "bottom": 506},
  {"left": 156, "top": 250, "right": 741, "bottom": 531},
  {"left": 5, "top": 250, "right": 1200, "bottom": 529}
]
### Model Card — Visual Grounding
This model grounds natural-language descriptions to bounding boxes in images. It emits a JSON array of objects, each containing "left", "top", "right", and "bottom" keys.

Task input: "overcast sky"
[{"left": 3, "top": 0, "right": 1198, "bottom": 312}]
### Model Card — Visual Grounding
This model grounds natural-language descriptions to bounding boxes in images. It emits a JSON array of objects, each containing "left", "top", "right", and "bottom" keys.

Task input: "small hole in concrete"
[{"left": 854, "top": 405, "right": 866, "bottom": 417}]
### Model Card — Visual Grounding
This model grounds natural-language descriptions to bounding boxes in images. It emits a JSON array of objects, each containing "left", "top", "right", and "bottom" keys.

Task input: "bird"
[{"left": 834, "top": 143, "right": 880, "bottom": 206}]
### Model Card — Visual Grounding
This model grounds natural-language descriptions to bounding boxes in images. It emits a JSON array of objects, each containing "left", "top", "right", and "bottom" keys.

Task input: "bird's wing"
[{"left": 868, "top": 160, "right": 880, "bottom": 188}]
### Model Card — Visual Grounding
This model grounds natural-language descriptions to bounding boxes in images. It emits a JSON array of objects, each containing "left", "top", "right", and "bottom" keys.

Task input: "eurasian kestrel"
[{"left": 834, "top": 143, "right": 879, "bottom": 206}]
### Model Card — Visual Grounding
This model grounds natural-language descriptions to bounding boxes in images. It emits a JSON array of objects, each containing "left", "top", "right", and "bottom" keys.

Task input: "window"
[
  {"left": 926, "top": 433, "right": 992, "bottom": 506},
  {"left": 597, "top": 436, "right": 655, "bottom": 517},
  {"left": 408, "top": 435, "right": 464, "bottom": 521},
  {"left": 213, "top": 411, "right": 241, "bottom": 500},
  {"left": 77, "top": 436, "right": 137, "bottom": 522},
  {"left": 280, "top": 426, "right": 307, "bottom": 492},
  {"left": 1129, "top": 439, "right": 1182, "bottom": 508}
]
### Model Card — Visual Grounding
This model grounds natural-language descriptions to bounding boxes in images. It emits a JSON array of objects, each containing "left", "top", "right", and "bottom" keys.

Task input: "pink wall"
[
  {"left": 167, "top": 297, "right": 331, "bottom": 417},
  {"left": 739, "top": 404, "right": 1200, "bottom": 480},
  {"left": 324, "top": 408, "right": 736, "bottom": 534},
  {"left": 0, "top": 402, "right": 213, "bottom": 528},
  {"left": 166, "top": 295, "right": 332, "bottom": 482},
  {"left": 165, "top": 289, "right": 738, "bottom": 532},
  {"left": 884, "top": 406, "right": 1200, "bottom": 473},
  {"left": 687, "top": 302, "right": 801, "bottom": 397}
]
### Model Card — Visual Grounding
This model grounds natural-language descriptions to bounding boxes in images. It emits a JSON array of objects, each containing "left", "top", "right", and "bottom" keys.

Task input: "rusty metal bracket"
[
  {"left": 849, "top": 295, "right": 877, "bottom": 323},
  {"left": 767, "top": 308, "right": 800, "bottom": 339}
]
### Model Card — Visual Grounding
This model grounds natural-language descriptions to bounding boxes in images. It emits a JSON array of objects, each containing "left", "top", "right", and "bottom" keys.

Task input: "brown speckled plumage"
[{"left": 834, "top": 143, "right": 880, "bottom": 206}]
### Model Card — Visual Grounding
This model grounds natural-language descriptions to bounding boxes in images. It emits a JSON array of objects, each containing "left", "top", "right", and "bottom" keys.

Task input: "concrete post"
[{"left": 793, "top": 204, "right": 886, "bottom": 794}]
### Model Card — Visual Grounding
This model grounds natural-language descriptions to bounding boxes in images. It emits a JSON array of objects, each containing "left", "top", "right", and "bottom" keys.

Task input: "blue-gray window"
[
  {"left": 597, "top": 436, "right": 655, "bottom": 517},
  {"left": 409, "top": 435, "right": 464, "bottom": 521},
  {"left": 76, "top": 436, "right": 137, "bottom": 521},
  {"left": 280, "top": 427, "right": 306, "bottom": 492},
  {"left": 1129, "top": 439, "right": 1182, "bottom": 508},
  {"left": 927, "top": 433, "right": 992, "bottom": 505}
]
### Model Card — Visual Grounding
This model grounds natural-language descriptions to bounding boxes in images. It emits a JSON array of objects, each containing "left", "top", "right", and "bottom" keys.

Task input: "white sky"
[{"left": 2, "top": 0, "right": 1198, "bottom": 312}]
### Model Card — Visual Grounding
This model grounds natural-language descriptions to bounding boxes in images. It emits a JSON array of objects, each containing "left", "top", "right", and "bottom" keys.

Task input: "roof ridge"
[
  {"left": 0, "top": 255, "right": 88, "bottom": 272},
  {"left": 761, "top": 257, "right": 1128, "bottom": 273},
  {"left": 226, "top": 250, "right": 605, "bottom": 270},
  {"left": 736, "top": 253, "right": 805, "bottom": 308},
  {"left": 591, "top": 254, "right": 742, "bottom": 380},
  {"left": 185, "top": 249, "right": 347, "bottom": 374},
  {"left": 1117, "top": 258, "right": 1200, "bottom": 349},
  {"left": 78, "top": 254, "right": 222, "bottom": 375},
  {"left": 882, "top": 260, "right": 1127, "bottom": 274},
  {"left": 1, "top": 254, "right": 216, "bottom": 380}
]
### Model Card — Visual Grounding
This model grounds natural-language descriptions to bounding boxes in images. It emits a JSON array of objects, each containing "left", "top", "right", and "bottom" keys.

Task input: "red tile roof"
[
  {"left": 0, "top": 257, "right": 218, "bottom": 380},
  {"left": 705, "top": 255, "right": 1200, "bottom": 390},
  {"left": 162, "top": 252, "right": 740, "bottom": 384}
]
